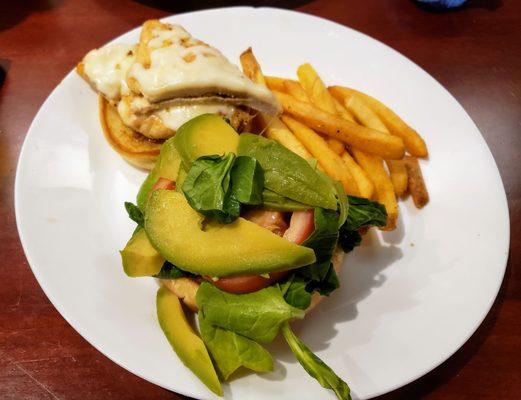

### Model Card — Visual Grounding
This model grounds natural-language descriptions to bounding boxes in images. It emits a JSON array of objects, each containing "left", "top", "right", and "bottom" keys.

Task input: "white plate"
[{"left": 15, "top": 7, "right": 509, "bottom": 400}]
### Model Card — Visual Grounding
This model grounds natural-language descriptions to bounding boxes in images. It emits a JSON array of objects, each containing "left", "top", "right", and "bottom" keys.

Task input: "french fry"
[
  {"left": 341, "top": 152, "right": 374, "bottom": 199},
  {"left": 284, "top": 80, "right": 310, "bottom": 103},
  {"left": 296, "top": 63, "right": 347, "bottom": 156},
  {"left": 297, "top": 63, "right": 337, "bottom": 114},
  {"left": 239, "top": 50, "right": 313, "bottom": 161},
  {"left": 404, "top": 156, "right": 429, "bottom": 208},
  {"left": 282, "top": 116, "right": 359, "bottom": 196},
  {"left": 351, "top": 149, "right": 398, "bottom": 230},
  {"left": 240, "top": 48, "right": 266, "bottom": 85},
  {"left": 329, "top": 86, "right": 428, "bottom": 157},
  {"left": 273, "top": 91, "right": 406, "bottom": 160},
  {"left": 346, "top": 95, "right": 408, "bottom": 197},
  {"left": 331, "top": 96, "right": 356, "bottom": 122},
  {"left": 265, "top": 76, "right": 289, "bottom": 92}
]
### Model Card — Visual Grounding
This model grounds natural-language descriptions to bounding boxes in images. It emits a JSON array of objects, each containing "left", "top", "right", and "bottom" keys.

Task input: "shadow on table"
[
  {"left": 373, "top": 254, "right": 510, "bottom": 399},
  {"left": 134, "top": 0, "right": 312, "bottom": 13},
  {"left": 0, "top": 0, "right": 64, "bottom": 31}
]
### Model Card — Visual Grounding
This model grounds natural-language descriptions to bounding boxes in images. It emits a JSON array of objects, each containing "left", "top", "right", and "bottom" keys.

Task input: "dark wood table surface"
[{"left": 1, "top": 0, "right": 519, "bottom": 399}]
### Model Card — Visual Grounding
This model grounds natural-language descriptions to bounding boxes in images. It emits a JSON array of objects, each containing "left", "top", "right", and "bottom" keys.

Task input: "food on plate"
[
  {"left": 121, "top": 112, "right": 391, "bottom": 399},
  {"left": 329, "top": 86, "right": 428, "bottom": 157},
  {"left": 274, "top": 91, "right": 406, "bottom": 160},
  {"left": 82, "top": 24, "right": 433, "bottom": 398},
  {"left": 404, "top": 156, "right": 430, "bottom": 208},
  {"left": 77, "top": 20, "right": 280, "bottom": 168}
]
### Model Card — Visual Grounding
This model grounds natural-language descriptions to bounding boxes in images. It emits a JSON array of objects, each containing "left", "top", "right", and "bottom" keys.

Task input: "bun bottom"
[
  {"left": 160, "top": 247, "right": 345, "bottom": 313},
  {"left": 99, "top": 96, "right": 162, "bottom": 170}
]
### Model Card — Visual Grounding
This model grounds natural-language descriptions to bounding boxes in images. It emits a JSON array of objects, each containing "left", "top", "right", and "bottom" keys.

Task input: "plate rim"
[{"left": 14, "top": 6, "right": 510, "bottom": 400}]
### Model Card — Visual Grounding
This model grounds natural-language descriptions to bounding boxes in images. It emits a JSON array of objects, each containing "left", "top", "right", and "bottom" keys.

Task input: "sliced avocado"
[
  {"left": 156, "top": 286, "right": 222, "bottom": 396},
  {"left": 173, "top": 114, "right": 239, "bottom": 167},
  {"left": 145, "top": 190, "right": 316, "bottom": 277},
  {"left": 137, "top": 138, "right": 181, "bottom": 210},
  {"left": 120, "top": 227, "right": 164, "bottom": 277}
]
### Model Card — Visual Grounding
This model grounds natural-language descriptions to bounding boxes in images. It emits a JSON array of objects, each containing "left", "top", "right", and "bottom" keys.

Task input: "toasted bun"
[
  {"left": 99, "top": 95, "right": 162, "bottom": 170},
  {"left": 161, "top": 247, "right": 345, "bottom": 313}
]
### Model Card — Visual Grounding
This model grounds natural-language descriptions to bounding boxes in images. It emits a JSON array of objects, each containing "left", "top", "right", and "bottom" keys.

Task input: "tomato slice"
[
  {"left": 208, "top": 210, "right": 315, "bottom": 294},
  {"left": 204, "top": 271, "right": 289, "bottom": 294},
  {"left": 151, "top": 177, "right": 176, "bottom": 191}
]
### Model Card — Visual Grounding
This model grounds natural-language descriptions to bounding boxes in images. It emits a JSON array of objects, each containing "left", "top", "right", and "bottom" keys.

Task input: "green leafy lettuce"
[
  {"left": 154, "top": 261, "right": 191, "bottom": 280},
  {"left": 237, "top": 134, "right": 337, "bottom": 210},
  {"left": 124, "top": 202, "right": 144, "bottom": 227},
  {"left": 338, "top": 196, "right": 387, "bottom": 252},
  {"left": 281, "top": 322, "right": 351, "bottom": 400},
  {"left": 182, "top": 154, "right": 264, "bottom": 224},
  {"left": 182, "top": 153, "right": 240, "bottom": 224},
  {"left": 198, "top": 314, "right": 273, "bottom": 380},
  {"left": 261, "top": 189, "right": 310, "bottom": 212},
  {"left": 196, "top": 282, "right": 304, "bottom": 343},
  {"left": 230, "top": 156, "right": 264, "bottom": 205}
]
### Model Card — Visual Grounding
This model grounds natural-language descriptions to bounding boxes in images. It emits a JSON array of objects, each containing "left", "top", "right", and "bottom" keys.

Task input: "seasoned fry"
[
  {"left": 240, "top": 48, "right": 266, "bottom": 85},
  {"left": 261, "top": 116, "right": 314, "bottom": 160},
  {"left": 239, "top": 50, "right": 313, "bottom": 161},
  {"left": 351, "top": 149, "right": 398, "bottom": 230},
  {"left": 296, "top": 63, "right": 347, "bottom": 156},
  {"left": 386, "top": 160, "right": 408, "bottom": 197},
  {"left": 341, "top": 152, "right": 374, "bottom": 199},
  {"left": 329, "top": 86, "right": 428, "bottom": 157},
  {"left": 273, "top": 91, "right": 405, "bottom": 160},
  {"left": 331, "top": 96, "right": 356, "bottom": 122},
  {"left": 282, "top": 116, "right": 359, "bottom": 196},
  {"left": 265, "top": 76, "right": 290, "bottom": 92},
  {"left": 297, "top": 63, "right": 337, "bottom": 114},
  {"left": 404, "top": 156, "right": 429, "bottom": 208},
  {"left": 346, "top": 95, "right": 408, "bottom": 196},
  {"left": 284, "top": 80, "right": 310, "bottom": 103}
]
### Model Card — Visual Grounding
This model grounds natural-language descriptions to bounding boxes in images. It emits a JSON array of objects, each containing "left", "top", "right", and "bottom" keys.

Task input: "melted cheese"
[
  {"left": 127, "top": 23, "right": 279, "bottom": 114},
  {"left": 117, "top": 98, "right": 235, "bottom": 139},
  {"left": 155, "top": 104, "right": 235, "bottom": 131},
  {"left": 82, "top": 44, "right": 136, "bottom": 100}
]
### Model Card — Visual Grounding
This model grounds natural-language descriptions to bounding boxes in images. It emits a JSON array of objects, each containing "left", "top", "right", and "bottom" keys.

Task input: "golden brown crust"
[{"left": 98, "top": 95, "right": 161, "bottom": 170}]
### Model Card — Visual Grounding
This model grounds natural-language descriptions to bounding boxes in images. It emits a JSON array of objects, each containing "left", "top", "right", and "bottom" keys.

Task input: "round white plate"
[{"left": 15, "top": 7, "right": 509, "bottom": 400}]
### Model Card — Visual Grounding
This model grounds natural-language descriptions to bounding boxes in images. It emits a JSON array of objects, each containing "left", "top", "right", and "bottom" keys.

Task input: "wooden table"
[{"left": 0, "top": 0, "right": 518, "bottom": 399}]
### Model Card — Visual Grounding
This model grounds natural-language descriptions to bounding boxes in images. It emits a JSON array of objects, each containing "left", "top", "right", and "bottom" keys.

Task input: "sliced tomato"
[
  {"left": 151, "top": 177, "right": 176, "bottom": 191},
  {"left": 205, "top": 271, "right": 289, "bottom": 294},
  {"left": 283, "top": 210, "right": 315, "bottom": 245}
]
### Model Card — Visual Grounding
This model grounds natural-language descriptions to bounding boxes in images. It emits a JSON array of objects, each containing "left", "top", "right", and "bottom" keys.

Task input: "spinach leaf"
[
  {"left": 281, "top": 322, "right": 351, "bottom": 400},
  {"left": 154, "top": 261, "right": 191, "bottom": 279},
  {"left": 338, "top": 196, "right": 387, "bottom": 253},
  {"left": 282, "top": 276, "right": 312, "bottom": 310},
  {"left": 261, "top": 189, "right": 310, "bottom": 212},
  {"left": 196, "top": 282, "right": 304, "bottom": 343},
  {"left": 344, "top": 196, "right": 387, "bottom": 231},
  {"left": 198, "top": 314, "right": 273, "bottom": 380},
  {"left": 297, "top": 208, "right": 341, "bottom": 296},
  {"left": 124, "top": 202, "right": 144, "bottom": 227},
  {"left": 230, "top": 156, "right": 263, "bottom": 205},
  {"left": 237, "top": 134, "right": 337, "bottom": 210},
  {"left": 181, "top": 154, "right": 240, "bottom": 224}
]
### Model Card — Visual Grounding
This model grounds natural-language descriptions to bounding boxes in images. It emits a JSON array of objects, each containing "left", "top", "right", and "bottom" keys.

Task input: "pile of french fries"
[{"left": 240, "top": 48, "right": 429, "bottom": 231}]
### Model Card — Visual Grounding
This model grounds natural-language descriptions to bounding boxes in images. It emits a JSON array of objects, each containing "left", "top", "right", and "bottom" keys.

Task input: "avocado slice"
[
  {"left": 156, "top": 286, "right": 222, "bottom": 396},
  {"left": 173, "top": 114, "right": 239, "bottom": 167},
  {"left": 137, "top": 138, "right": 181, "bottom": 210},
  {"left": 120, "top": 227, "right": 164, "bottom": 277},
  {"left": 145, "top": 190, "right": 316, "bottom": 277}
]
